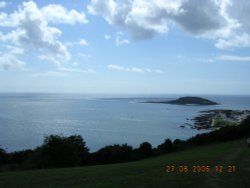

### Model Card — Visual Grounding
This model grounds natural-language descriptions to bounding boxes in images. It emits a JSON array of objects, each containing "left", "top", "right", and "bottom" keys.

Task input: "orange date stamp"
[{"left": 165, "top": 165, "right": 236, "bottom": 173}]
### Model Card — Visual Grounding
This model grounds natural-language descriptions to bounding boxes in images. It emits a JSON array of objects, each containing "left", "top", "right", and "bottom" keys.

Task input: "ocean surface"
[{"left": 0, "top": 93, "right": 250, "bottom": 152}]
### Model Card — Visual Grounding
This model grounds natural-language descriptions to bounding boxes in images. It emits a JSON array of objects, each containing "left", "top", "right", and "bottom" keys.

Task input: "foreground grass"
[{"left": 0, "top": 139, "right": 249, "bottom": 188}]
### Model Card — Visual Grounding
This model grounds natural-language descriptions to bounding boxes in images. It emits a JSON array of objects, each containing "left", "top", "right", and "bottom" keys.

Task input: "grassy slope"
[{"left": 0, "top": 139, "right": 249, "bottom": 188}]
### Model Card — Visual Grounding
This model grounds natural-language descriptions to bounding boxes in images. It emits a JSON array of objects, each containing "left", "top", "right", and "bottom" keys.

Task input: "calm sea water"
[{"left": 0, "top": 93, "right": 250, "bottom": 152}]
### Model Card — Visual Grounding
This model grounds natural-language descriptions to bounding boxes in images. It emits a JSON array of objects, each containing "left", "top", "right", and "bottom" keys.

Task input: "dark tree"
[
  {"left": 93, "top": 144, "right": 133, "bottom": 164},
  {"left": 138, "top": 142, "right": 153, "bottom": 157},
  {"left": 173, "top": 139, "right": 186, "bottom": 150},
  {"left": 68, "top": 135, "right": 89, "bottom": 165},
  {"left": 0, "top": 148, "right": 7, "bottom": 165},
  {"left": 34, "top": 135, "right": 89, "bottom": 168},
  {"left": 7, "top": 150, "right": 33, "bottom": 165},
  {"left": 157, "top": 139, "right": 173, "bottom": 153}
]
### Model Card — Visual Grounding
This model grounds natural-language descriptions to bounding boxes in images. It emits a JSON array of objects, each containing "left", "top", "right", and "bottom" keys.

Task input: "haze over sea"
[{"left": 0, "top": 93, "right": 250, "bottom": 152}]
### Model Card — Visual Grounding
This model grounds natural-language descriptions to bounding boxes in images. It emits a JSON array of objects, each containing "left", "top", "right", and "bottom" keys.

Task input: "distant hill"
[{"left": 145, "top": 96, "right": 218, "bottom": 105}]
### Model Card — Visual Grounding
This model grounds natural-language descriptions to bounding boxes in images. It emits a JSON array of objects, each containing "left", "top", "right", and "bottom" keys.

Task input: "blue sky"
[{"left": 0, "top": 0, "right": 250, "bottom": 95}]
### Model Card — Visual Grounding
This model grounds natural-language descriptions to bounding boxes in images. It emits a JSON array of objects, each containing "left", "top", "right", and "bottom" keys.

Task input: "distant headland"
[{"left": 144, "top": 96, "right": 219, "bottom": 106}]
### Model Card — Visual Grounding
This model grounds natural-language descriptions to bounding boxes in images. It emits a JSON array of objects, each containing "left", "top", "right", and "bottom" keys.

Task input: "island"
[{"left": 144, "top": 96, "right": 219, "bottom": 105}]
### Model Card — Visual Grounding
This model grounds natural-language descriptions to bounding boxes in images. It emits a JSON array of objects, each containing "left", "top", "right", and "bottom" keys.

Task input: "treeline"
[
  {"left": 0, "top": 137, "right": 180, "bottom": 170},
  {"left": 0, "top": 116, "right": 249, "bottom": 171}
]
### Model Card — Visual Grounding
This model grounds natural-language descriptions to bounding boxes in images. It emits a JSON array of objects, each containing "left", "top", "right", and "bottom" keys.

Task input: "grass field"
[{"left": 0, "top": 139, "right": 249, "bottom": 188}]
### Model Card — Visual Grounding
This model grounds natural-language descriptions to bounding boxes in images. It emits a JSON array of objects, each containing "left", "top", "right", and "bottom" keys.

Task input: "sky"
[{"left": 0, "top": 0, "right": 250, "bottom": 95}]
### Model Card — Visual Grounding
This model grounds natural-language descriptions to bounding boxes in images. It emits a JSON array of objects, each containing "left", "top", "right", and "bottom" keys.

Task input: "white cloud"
[
  {"left": 107, "top": 64, "right": 163, "bottom": 74},
  {"left": 131, "top": 67, "right": 143, "bottom": 73},
  {"left": 78, "top": 53, "right": 92, "bottom": 61},
  {"left": 0, "top": 1, "right": 6, "bottom": 8},
  {"left": 38, "top": 55, "right": 61, "bottom": 66},
  {"left": 79, "top": 39, "right": 88, "bottom": 46},
  {"left": 4, "top": 45, "right": 24, "bottom": 55},
  {"left": 0, "top": 1, "right": 87, "bottom": 27},
  {"left": 201, "top": 54, "right": 250, "bottom": 63},
  {"left": 115, "top": 37, "right": 130, "bottom": 46},
  {"left": 59, "top": 67, "right": 95, "bottom": 73},
  {"left": 0, "top": 1, "right": 70, "bottom": 61},
  {"left": 33, "top": 67, "right": 95, "bottom": 77},
  {"left": 88, "top": 0, "right": 250, "bottom": 49},
  {"left": 173, "top": 0, "right": 227, "bottom": 35},
  {"left": 0, "top": 1, "right": 88, "bottom": 66},
  {"left": 33, "top": 71, "right": 69, "bottom": 77},
  {"left": 115, "top": 32, "right": 129, "bottom": 46},
  {"left": 218, "top": 55, "right": 250, "bottom": 62},
  {"left": 0, "top": 30, "right": 21, "bottom": 42},
  {"left": 41, "top": 4, "right": 87, "bottom": 24},
  {"left": 104, "top": 34, "right": 111, "bottom": 39},
  {"left": 72, "top": 62, "right": 79, "bottom": 66},
  {"left": 0, "top": 12, "right": 12, "bottom": 27},
  {"left": 65, "top": 39, "right": 89, "bottom": 47},
  {"left": 0, "top": 54, "right": 26, "bottom": 70},
  {"left": 88, "top": 0, "right": 180, "bottom": 40},
  {"left": 215, "top": 34, "right": 250, "bottom": 49},
  {"left": 108, "top": 64, "right": 129, "bottom": 71},
  {"left": 155, "top": 69, "right": 164, "bottom": 74}
]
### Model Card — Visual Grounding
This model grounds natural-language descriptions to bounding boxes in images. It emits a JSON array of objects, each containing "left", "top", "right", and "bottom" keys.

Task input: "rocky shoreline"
[{"left": 180, "top": 109, "right": 250, "bottom": 130}]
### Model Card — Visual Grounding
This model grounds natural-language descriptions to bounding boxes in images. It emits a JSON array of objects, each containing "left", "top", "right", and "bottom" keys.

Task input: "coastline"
[{"left": 189, "top": 109, "right": 250, "bottom": 130}]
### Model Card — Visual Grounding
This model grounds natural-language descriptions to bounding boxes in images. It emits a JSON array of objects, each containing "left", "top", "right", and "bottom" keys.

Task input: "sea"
[{"left": 0, "top": 93, "right": 250, "bottom": 152}]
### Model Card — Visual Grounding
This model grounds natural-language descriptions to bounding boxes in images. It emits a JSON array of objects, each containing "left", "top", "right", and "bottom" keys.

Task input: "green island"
[{"left": 144, "top": 96, "right": 219, "bottom": 105}]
